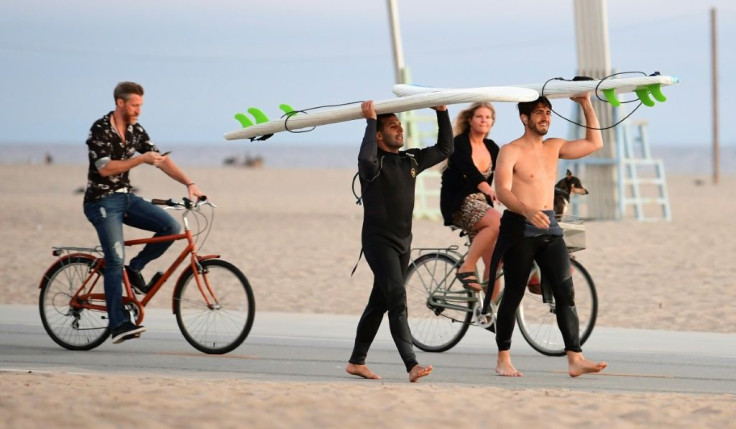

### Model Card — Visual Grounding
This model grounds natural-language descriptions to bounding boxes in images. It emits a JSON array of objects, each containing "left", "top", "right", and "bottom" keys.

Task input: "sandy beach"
[
  {"left": 1, "top": 163, "right": 735, "bottom": 427},
  {"left": 3, "top": 164, "right": 735, "bottom": 332},
  {"left": 1, "top": 370, "right": 734, "bottom": 429}
]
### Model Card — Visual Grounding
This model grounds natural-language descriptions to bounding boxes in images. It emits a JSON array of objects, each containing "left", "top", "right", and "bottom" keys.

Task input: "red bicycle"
[{"left": 38, "top": 197, "right": 255, "bottom": 354}]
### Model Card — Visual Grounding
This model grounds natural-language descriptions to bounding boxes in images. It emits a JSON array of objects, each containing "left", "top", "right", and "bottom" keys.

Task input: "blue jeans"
[{"left": 83, "top": 193, "right": 180, "bottom": 329}]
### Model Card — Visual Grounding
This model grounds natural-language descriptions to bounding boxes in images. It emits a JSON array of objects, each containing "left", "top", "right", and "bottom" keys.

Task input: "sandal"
[{"left": 456, "top": 271, "right": 483, "bottom": 292}]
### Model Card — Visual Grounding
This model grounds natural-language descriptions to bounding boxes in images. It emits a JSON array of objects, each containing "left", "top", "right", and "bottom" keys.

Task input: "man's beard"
[
  {"left": 386, "top": 139, "right": 404, "bottom": 149},
  {"left": 529, "top": 122, "right": 548, "bottom": 136},
  {"left": 122, "top": 112, "right": 138, "bottom": 125},
  {"left": 381, "top": 133, "right": 404, "bottom": 149}
]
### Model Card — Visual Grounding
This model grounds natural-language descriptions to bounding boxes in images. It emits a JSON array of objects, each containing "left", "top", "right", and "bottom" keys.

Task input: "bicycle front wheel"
[
  {"left": 174, "top": 259, "right": 255, "bottom": 354},
  {"left": 405, "top": 252, "right": 473, "bottom": 353},
  {"left": 39, "top": 255, "right": 110, "bottom": 350},
  {"left": 516, "top": 257, "right": 598, "bottom": 356}
]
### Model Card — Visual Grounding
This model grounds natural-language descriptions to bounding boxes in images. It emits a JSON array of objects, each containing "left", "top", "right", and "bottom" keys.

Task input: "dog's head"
[{"left": 558, "top": 169, "right": 588, "bottom": 196}]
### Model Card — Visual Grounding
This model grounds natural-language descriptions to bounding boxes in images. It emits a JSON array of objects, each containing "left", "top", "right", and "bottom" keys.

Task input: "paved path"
[{"left": 1, "top": 305, "right": 734, "bottom": 393}]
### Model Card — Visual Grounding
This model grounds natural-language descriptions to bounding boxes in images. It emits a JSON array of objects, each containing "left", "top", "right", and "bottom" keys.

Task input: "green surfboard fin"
[
  {"left": 635, "top": 88, "right": 655, "bottom": 107},
  {"left": 247, "top": 107, "right": 269, "bottom": 124},
  {"left": 647, "top": 84, "right": 667, "bottom": 103},
  {"left": 234, "top": 113, "right": 254, "bottom": 128},
  {"left": 601, "top": 88, "right": 621, "bottom": 107},
  {"left": 279, "top": 103, "right": 298, "bottom": 118}
]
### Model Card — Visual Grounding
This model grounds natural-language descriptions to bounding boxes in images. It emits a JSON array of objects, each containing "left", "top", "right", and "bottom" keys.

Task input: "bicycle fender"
[
  {"left": 197, "top": 254, "right": 220, "bottom": 261},
  {"left": 38, "top": 253, "right": 101, "bottom": 289}
]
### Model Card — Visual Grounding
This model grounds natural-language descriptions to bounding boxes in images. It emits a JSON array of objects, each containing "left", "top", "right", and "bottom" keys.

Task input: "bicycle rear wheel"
[
  {"left": 174, "top": 259, "right": 255, "bottom": 354},
  {"left": 39, "top": 255, "right": 110, "bottom": 350},
  {"left": 405, "top": 252, "right": 473, "bottom": 352},
  {"left": 516, "top": 257, "right": 598, "bottom": 356}
]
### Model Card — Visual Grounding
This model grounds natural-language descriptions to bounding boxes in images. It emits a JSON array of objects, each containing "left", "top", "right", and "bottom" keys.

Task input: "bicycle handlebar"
[{"left": 150, "top": 196, "right": 216, "bottom": 209}]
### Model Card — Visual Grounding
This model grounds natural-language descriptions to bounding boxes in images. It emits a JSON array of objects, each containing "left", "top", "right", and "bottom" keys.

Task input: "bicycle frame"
[
  {"left": 408, "top": 243, "right": 543, "bottom": 323},
  {"left": 123, "top": 231, "right": 220, "bottom": 311},
  {"left": 409, "top": 246, "right": 483, "bottom": 318},
  {"left": 40, "top": 209, "right": 220, "bottom": 325}
]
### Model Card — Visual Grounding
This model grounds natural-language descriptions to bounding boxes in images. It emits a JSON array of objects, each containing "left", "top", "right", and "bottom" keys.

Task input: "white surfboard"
[
  {"left": 224, "top": 86, "right": 538, "bottom": 141},
  {"left": 393, "top": 74, "right": 679, "bottom": 107}
]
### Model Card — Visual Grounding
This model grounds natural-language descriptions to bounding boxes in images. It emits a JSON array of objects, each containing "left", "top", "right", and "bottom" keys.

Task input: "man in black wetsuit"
[
  {"left": 346, "top": 100, "right": 452, "bottom": 382},
  {"left": 485, "top": 94, "right": 607, "bottom": 377}
]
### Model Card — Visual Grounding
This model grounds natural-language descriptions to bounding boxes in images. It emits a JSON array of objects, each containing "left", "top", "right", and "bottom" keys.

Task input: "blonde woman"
[{"left": 439, "top": 102, "right": 501, "bottom": 297}]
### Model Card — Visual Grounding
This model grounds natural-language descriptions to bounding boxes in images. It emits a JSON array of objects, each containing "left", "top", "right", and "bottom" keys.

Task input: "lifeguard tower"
[{"left": 561, "top": 0, "right": 671, "bottom": 221}]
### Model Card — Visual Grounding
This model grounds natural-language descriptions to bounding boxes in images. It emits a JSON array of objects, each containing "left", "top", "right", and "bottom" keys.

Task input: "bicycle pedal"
[{"left": 147, "top": 272, "right": 164, "bottom": 289}]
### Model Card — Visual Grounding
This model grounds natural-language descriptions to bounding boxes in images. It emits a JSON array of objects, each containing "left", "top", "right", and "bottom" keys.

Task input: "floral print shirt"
[{"left": 84, "top": 111, "right": 159, "bottom": 202}]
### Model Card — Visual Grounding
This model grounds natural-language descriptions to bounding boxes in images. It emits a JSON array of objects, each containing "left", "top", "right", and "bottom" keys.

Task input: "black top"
[
  {"left": 439, "top": 132, "right": 499, "bottom": 225},
  {"left": 358, "top": 110, "right": 453, "bottom": 252},
  {"left": 84, "top": 111, "right": 160, "bottom": 202}
]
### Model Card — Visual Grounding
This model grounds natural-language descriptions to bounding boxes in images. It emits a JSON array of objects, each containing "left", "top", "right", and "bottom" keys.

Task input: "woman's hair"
[{"left": 453, "top": 102, "right": 496, "bottom": 136}]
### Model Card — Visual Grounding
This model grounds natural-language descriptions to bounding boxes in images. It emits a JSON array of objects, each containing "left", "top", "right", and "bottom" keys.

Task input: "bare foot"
[
  {"left": 346, "top": 363, "right": 381, "bottom": 380},
  {"left": 567, "top": 352, "right": 607, "bottom": 377},
  {"left": 409, "top": 364, "right": 432, "bottom": 382},
  {"left": 495, "top": 351, "right": 523, "bottom": 377}
]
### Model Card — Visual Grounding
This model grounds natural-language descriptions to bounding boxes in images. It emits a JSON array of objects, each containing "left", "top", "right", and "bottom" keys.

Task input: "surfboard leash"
[
  {"left": 540, "top": 71, "right": 658, "bottom": 131},
  {"left": 282, "top": 100, "right": 365, "bottom": 134}
]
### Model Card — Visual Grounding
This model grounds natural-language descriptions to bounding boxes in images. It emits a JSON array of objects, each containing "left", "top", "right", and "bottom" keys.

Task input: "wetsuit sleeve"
[
  {"left": 357, "top": 118, "right": 380, "bottom": 179},
  {"left": 415, "top": 109, "right": 453, "bottom": 172},
  {"left": 358, "top": 118, "right": 378, "bottom": 180}
]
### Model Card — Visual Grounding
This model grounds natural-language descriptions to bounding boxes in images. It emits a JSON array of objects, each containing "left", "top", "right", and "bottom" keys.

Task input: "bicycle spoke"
[{"left": 405, "top": 253, "right": 472, "bottom": 353}]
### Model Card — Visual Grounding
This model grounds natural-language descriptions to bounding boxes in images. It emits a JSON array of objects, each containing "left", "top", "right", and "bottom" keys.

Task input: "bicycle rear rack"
[
  {"left": 52, "top": 246, "right": 103, "bottom": 257},
  {"left": 410, "top": 244, "right": 465, "bottom": 261}
]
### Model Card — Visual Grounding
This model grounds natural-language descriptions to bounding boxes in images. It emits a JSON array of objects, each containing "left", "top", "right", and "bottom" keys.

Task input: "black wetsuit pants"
[
  {"left": 495, "top": 235, "right": 582, "bottom": 353},
  {"left": 349, "top": 240, "right": 418, "bottom": 372}
]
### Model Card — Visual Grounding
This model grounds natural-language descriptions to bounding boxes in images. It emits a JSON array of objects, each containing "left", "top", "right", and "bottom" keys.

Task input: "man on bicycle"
[
  {"left": 83, "top": 81, "right": 205, "bottom": 344},
  {"left": 346, "top": 100, "right": 452, "bottom": 382},
  {"left": 486, "top": 94, "right": 607, "bottom": 377}
]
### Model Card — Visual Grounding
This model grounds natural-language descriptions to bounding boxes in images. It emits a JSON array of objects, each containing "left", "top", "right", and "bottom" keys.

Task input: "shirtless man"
[{"left": 484, "top": 94, "right": 607, "bottom": 377}]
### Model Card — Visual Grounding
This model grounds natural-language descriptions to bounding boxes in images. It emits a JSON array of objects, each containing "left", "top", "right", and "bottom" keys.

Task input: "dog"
[{"left": 553, "top": 169, "right": 588, "bottom": 217}]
